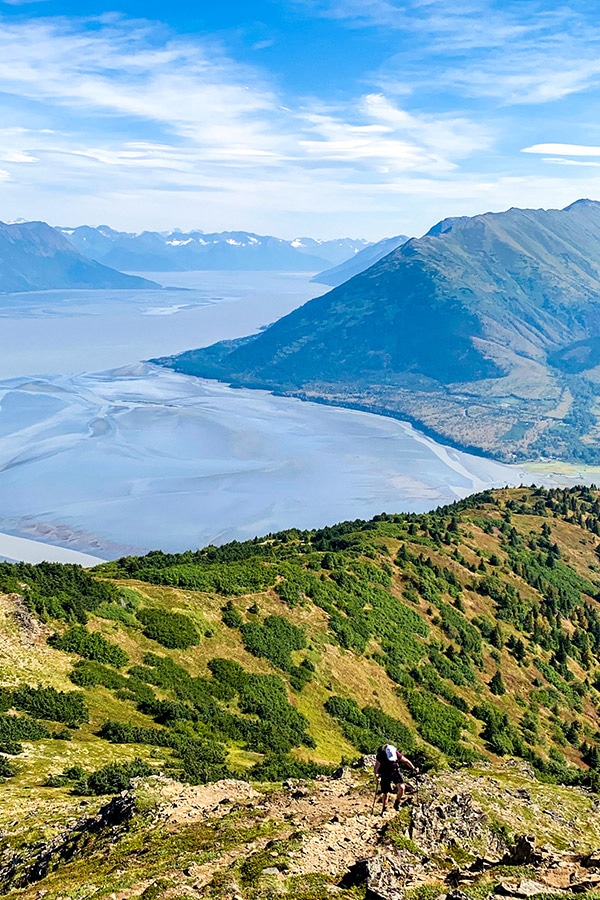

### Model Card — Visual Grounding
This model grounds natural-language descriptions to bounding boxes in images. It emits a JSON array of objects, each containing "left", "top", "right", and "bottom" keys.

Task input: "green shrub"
[
  {"left": 404, "top": 691, "right": 465, "bottom": 754},
  {"left": 472, "top": 703, "right": 520, "bottom": 756},
  {"left": 73, "top": 758, "right": 153, "bottom": 795},
  {"left": 11, "top": 685, "right": 88, "bottom": 727},
  {"left": 240, "top": 615, "right": 307, "bottom": 675},
  {"left": 0, "top": 561, "right": 118, "bottom": 623},
  {"left": 490, "top": 671, "right": 506, "bottom": 696},
  {"left": 0, "top": 713, "right": 50, "bottom": 754},
  {"left": 178, "top": 741, "right": 229, "bottom": 784},
  {"left": 69, "top": 660, "right": 128, "bottom": 690},
  {"left": 325, "top": 696, "right": 415, "bottom": 754},
  {"left": 136, "top": 608, "right": 199, "bottom": 649},
  {"left": 207, "top": 658, "right": 246, "bottom": 699},
  {"left": 129, "top": 654, "right": 213, "bottom": 709},
  {"left": 249, "top": 754, "right": 335, "bottom": 782},
  {"left": 97, "top": 721, "right": 229, "bottom": 784},
  {"left": 95, "top": 602, "right": 138, "bottom": 627},
  {"left": 134, "top": 558, "right": 277, "bottom": 596},
  {"left": 50, "top": 626, "right": 129, "bottom": 667},
  {"left": 0, "top": 756, "right": 16, "bottom": 778},
  {"left": 427, "top": 648, "right": 476, "bottom": 687},
  {"left": 221, "top": 600, "right": 244, "bottom": 629},
  {"left": 238, "top": 674, "right": 314, "bottom": 752}
]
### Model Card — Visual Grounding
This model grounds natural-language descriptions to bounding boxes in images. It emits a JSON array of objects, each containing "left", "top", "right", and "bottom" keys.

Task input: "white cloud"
[
  {"left": 523, "top": 143, "right": 600, "bottom": 157},
  {"left": 0, "top": 16, "right": 490, "bottom": 186},
  {"left": 300, "top": 1, "right": 600, "bottom": 105},
  {"left": 541, "top": 158, "right": 600, "bottom": 168},
  {"left": 0, "top": 128, "right": 40, "bottom": 163},
  {"left": 0, "top": 11, "right": 596, "bottom": 236}
]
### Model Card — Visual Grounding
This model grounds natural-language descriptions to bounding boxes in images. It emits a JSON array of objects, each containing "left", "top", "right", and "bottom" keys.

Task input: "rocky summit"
[
  {"left": 156, "top": 200, "right": 600, "bottom": 463},
  {"left": 4, "top": 765, "right": 600, "bottom": 900}
]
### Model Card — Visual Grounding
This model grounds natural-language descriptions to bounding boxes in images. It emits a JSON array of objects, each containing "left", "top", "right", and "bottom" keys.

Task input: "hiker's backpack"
[{"left": 376, "top": 745, "right": 397, "bottom": 774}]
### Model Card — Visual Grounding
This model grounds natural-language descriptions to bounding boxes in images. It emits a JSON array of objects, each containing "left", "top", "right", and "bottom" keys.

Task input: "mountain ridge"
[
  {"left": 58, "top": 225, "right": 370, "bottom": 272},
  {"left": 311, "top": 232, "right": 411, "bottom": 286},
  {"left": 0, "top": 221, "right": 159, "bottom": 291},
  {"left": 154, "top": 200, "right": 600, "bottom": 463}
]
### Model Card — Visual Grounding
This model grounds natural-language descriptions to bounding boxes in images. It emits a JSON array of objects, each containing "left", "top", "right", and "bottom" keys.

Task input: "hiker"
[{"left": 374, "top": 744, "right": 419, "bottom": 814}]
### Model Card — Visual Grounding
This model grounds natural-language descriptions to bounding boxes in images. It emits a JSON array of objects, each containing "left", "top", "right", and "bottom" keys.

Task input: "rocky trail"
[{"left": 5, "top": 761, "right": 600, "bottom": 900}]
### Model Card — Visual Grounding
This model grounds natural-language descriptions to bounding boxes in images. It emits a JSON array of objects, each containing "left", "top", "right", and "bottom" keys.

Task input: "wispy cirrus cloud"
[
  {"left": 0, "top": 14, "right": 495, "bottom": 233},
  {"left": 0, "top": 8, "right": 598, "bottom": 236},
  {"left": 295, "top": 0, "right": 600, "bottom": 105}
]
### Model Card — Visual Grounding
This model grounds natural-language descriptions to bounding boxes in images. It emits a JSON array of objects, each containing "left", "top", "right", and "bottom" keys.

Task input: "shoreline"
[{"left": 0, "top": 531, "right": 105, "bottom": 567}]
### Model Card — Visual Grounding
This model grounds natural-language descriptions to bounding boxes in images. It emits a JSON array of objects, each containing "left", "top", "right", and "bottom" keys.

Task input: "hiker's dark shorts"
[{"left": 381, "top": 772, "right": 404, "bottom": 794}]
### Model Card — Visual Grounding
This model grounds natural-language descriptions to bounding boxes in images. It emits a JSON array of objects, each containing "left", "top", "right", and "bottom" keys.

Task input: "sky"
[{"left": 0, "top": 0, "right": 600, "bottom": 238}]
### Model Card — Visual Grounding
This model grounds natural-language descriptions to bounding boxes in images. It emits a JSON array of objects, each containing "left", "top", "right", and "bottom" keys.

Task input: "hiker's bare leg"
[
  {"left": 381, "top": 791, "right": 389, "bottom": 812},
  {"left": 393, "top": 783, "right": 405, "bottom": 810}
]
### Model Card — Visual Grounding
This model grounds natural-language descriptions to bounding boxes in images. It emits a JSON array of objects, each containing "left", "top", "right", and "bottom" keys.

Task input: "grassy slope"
[{"left": 4, "top": 488, "right": 600, "bottom": 850}]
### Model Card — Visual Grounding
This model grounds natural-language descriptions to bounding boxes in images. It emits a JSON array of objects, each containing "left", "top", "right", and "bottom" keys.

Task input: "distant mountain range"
[
  {"left": 312, "top": 233, "right": 410, "bottom": 286},
  {"left": 58, "top": 226, "right": 370, "bottom": 272},
  {"left": 155, "top": 199, "right": 600, "bottom": 463},
  {"left": 0, "top": 222, "right": 158, "bottom": 292}
]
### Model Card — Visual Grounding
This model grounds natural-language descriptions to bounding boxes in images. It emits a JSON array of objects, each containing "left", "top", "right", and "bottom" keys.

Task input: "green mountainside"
[
  {"left": 4, "top": 486, "right": 600, "bottom": 788},
  {"left": 155, "top": 200, "right": 600, "bottom": 462},
  {"left": 6, "top": 486, "right": 600, "bottom": 896}
]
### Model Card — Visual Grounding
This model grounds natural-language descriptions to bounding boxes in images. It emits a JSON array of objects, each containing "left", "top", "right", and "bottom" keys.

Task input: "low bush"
[
  {"left": 0, "top": 713, "right": 50, "bottom": 754},
  {"left": 472, "top": 703, "right": 520, "bottom": 756},
  {"left": 72, "top": 758, "right": 153, "bottom": 795},
  {"left": 69, "top": 660, "right": 128, "bottom": 690},
  {"left": 50, "top": 626, "right": 128, "bottom": 667},
  {"left": 97, "top": 720, "right": 229, "bottom": 784},
  {"left": 240, "top": 615, "right": 308, "bottom": 676},
  {"left": 0, "top": 756, "right": 16, "bottom": 778},
  {"left": 0, "top": 561, "right": 118, "bottom": 623},
  {"left": 221, "top": 601, "right": 244, "bottom": 629},
  {"left": 249, "top": 754, "right": 335, "bottom": 782},
  {"left": 136, "top": 608, "right": 199, "bottom": 649},
  {"left": 404, "top": 691, "right": 465, "bottom": 755},
  {"left": 238, "top": 673, "right": 314, "bottom": 752},
  {"left": 325, "top": 696, "right": 415, "bottom": 754},
  {"left": 11, "top": 685, "right": 88, "bottom": 727}
]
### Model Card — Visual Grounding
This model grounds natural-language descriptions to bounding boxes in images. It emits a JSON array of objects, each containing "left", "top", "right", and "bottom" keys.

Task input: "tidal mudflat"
[{"left": 0, "top": 362, "right": 585, "bottom": 559}]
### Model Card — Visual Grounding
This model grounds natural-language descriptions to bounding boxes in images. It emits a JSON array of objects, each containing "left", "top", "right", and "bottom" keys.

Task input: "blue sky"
[{"left": 0, "top": 0, "right": 599, "bottom": 238}]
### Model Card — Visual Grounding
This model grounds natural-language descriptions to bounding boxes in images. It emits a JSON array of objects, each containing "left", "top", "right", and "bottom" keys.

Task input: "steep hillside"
[
  {"left": 0, "top": 222, "right": 158, "bottom": 291},
  {"left": 155, "top": 200, "right": 600, "bottom": 462},
  {"left": 3, "top": 486, "right": 600, "bottom": 789},
  {"left": 312, "top": 232, "right": 410, "bottom": 285},
  {"left": 5, "top": 487, "right": 600, "bottom": 896},
  {"left": 58, "top": 226, "right": 369, "bottom": 272}
]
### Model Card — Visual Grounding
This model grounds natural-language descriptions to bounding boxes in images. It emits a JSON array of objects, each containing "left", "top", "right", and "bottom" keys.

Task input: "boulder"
[
  {"left": 342, "top": 855, "right": 410, "bottom": 900},
  {"left": 501, "top": 836, "right": 541, "bottom": 867},
  {"left": 496, "top": 879, "right": 549, "bottom": 897},
  {"left": 569, "top": 876, "right": 600, "bottom": 893},
  {"left": 582, "top": 850, "right": 600, "bottom": 869}
]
